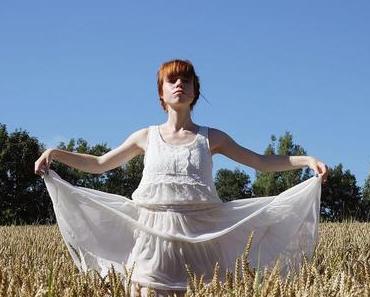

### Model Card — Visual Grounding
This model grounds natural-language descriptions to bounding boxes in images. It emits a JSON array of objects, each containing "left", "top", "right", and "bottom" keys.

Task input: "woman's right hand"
[{"left": 34, "top": 149, "right": 55, "bottom": 176}]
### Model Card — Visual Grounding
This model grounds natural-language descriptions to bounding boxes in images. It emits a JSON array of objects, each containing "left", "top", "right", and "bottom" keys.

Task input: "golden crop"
[{"left": 0, "top": 221, "right": 369, "bottom": 296}]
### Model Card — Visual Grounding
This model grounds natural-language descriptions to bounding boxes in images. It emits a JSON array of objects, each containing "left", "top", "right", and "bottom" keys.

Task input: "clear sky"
[{"left": 1, "top": 1, "right": 369, "bottom": 187}]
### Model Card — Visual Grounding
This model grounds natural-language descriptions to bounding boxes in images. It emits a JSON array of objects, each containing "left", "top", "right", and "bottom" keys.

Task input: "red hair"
[{"left": 157, "top": 59, "right": 200, "bottom": 112}]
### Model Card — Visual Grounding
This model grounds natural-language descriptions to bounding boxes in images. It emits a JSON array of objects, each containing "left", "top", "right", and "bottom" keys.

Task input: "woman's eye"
[{"left": 166, "top": 77, "right": 190, "bottom": 83}]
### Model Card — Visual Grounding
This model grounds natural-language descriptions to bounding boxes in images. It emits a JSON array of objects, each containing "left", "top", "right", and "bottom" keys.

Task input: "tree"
[
  {"left": 0, "top": 122, "right": 145, "bottom": 225},
  {"left": 46, "top": 137, "right": 144, "bottom": 216},
  {"left": 252, "top": 132, "right": 312, "bottom": 197},
  {"left": 2, "top": 121, "right": 368, "bottom": 224},
  {"left": 362, "top": 174, "right": 370, "bottom": 202},
  {"left": 0, "top": 124, "right": 53, "bottom": 225},
  {"left": 103, "top": 154, "right": 144, "bottom": 198},
  {"left": 360, "top": 174, "right": 370, "bottom": 221},
  {"left": 214, "top": 168, "right": 252, "bottom": 202},
  {"left": 51, "top": 137, "right": 111, "bottom": 190},
  {"left": 321, "top": 164, "right": 362, "bottom": 221}
]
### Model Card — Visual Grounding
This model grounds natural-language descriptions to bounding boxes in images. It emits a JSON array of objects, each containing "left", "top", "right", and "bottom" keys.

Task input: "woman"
[{"left": 35, "top": 59, "right": 328, "bottom": 297}]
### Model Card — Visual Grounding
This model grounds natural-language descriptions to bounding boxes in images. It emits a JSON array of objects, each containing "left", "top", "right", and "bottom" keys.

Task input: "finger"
[{"left": 318, "top": 163, "right": 325, "bottom": 173}]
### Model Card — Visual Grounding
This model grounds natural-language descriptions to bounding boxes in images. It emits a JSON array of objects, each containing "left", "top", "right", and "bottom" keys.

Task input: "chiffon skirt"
[{"left": 43, "top": 170, "right": 322, "bottom": 292}]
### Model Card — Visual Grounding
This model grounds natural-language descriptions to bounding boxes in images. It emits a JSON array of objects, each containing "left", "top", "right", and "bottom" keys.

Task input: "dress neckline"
[{"left": 156, "top": 125, "right": 201, "bottom": 147}]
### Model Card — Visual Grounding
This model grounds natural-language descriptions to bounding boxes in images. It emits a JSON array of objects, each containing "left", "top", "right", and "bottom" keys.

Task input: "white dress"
[{"left": 43, "top": 125, "right": 322, "bottom": 292}]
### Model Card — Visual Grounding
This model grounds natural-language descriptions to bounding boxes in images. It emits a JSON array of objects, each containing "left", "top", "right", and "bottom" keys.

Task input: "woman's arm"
[
  {"left": 50, "top": 149, "right": 102, "bottom": 174},
  {"left": 257, "top": 154, "right": 317, "bottom": 173},
  {"left": 255, "top": 154, "right": 328, "bottom": 183},
  {"left": 209, "top": 128, "right": 265, "bottom": 171},
  {"left": 97, "top": 127, "right": 148, "bottom": 173},
  {"left": 209, "top": 128, "right": 328, "bottom": 181},
  {"left": 35, "top": 127, "right": 148, "bottom": 175}
]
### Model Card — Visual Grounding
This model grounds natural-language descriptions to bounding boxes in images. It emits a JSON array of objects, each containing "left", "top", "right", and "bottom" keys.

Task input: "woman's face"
[{"left": 161, "top": 74, "right": 195, "bottom": 111}]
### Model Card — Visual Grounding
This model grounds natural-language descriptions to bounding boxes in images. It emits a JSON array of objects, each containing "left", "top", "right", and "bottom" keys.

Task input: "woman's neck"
[{"left": 163, "top": 109, "right": 197, "bottom": 132}]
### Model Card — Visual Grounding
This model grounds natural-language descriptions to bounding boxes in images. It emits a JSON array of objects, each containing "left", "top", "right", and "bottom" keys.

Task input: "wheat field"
[{"left": 0, "top": 221, "right": 369, "bottom": 297}]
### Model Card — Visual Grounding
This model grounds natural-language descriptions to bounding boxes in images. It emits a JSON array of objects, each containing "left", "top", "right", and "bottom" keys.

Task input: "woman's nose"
[{"left": 175, "top": 78, "right": 184, "bottom": 86}]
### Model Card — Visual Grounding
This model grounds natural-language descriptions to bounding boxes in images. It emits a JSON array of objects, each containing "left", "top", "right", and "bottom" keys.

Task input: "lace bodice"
[{"left": 131, "top": 125, "right": 222, "bottom": 206}]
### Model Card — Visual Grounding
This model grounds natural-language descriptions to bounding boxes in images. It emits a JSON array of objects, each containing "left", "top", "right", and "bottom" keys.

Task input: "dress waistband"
[{"left": 134, "top": 202, "right": 223, "bottom": 213}]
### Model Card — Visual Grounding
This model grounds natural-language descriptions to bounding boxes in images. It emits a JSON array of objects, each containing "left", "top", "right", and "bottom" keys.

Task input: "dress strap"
[
  {"left": 198, "top": 126, "right": 211, "bottom": 154},
  {"left": 143, "top": 126, "right": 157, "bottom": 165}
]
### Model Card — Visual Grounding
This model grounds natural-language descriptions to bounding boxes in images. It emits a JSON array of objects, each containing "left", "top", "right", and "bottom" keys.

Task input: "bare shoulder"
[
  {"left": 207, "top": 126, "right": 263, "bottom": 171},
  {"left": 97, "top": 126, "right": 150, "bottom": 173},
  {"left": 128, "top": 126, "right": 150, "bottom": 154},
  {"left": 208, "top": 127, "right": 234, "bottom": 155}
]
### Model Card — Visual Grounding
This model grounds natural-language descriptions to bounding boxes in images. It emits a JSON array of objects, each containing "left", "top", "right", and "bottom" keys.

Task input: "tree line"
[{"left": 0, "top": 122, "right": 369, "bottom": 225}]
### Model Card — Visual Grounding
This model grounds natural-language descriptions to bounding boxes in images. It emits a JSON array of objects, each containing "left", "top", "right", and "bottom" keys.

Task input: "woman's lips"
[{"left": 174, "top": 89, "right": 184, "bottom": 94}]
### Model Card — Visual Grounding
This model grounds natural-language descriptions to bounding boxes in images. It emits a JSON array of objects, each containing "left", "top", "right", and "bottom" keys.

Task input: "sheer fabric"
[{"left": 43, "top": 125, "right": 322, "bottom": 292}]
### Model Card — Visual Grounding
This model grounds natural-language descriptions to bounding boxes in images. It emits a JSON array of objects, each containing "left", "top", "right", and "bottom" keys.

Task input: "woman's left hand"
[{"left": 307, "top": 157, "right": 328, "bottom": 184}]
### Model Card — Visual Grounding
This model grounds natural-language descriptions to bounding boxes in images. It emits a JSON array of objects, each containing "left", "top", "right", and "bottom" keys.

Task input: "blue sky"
[{"left": 1, "top": 1, "right": 369, "bottom": 187}]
